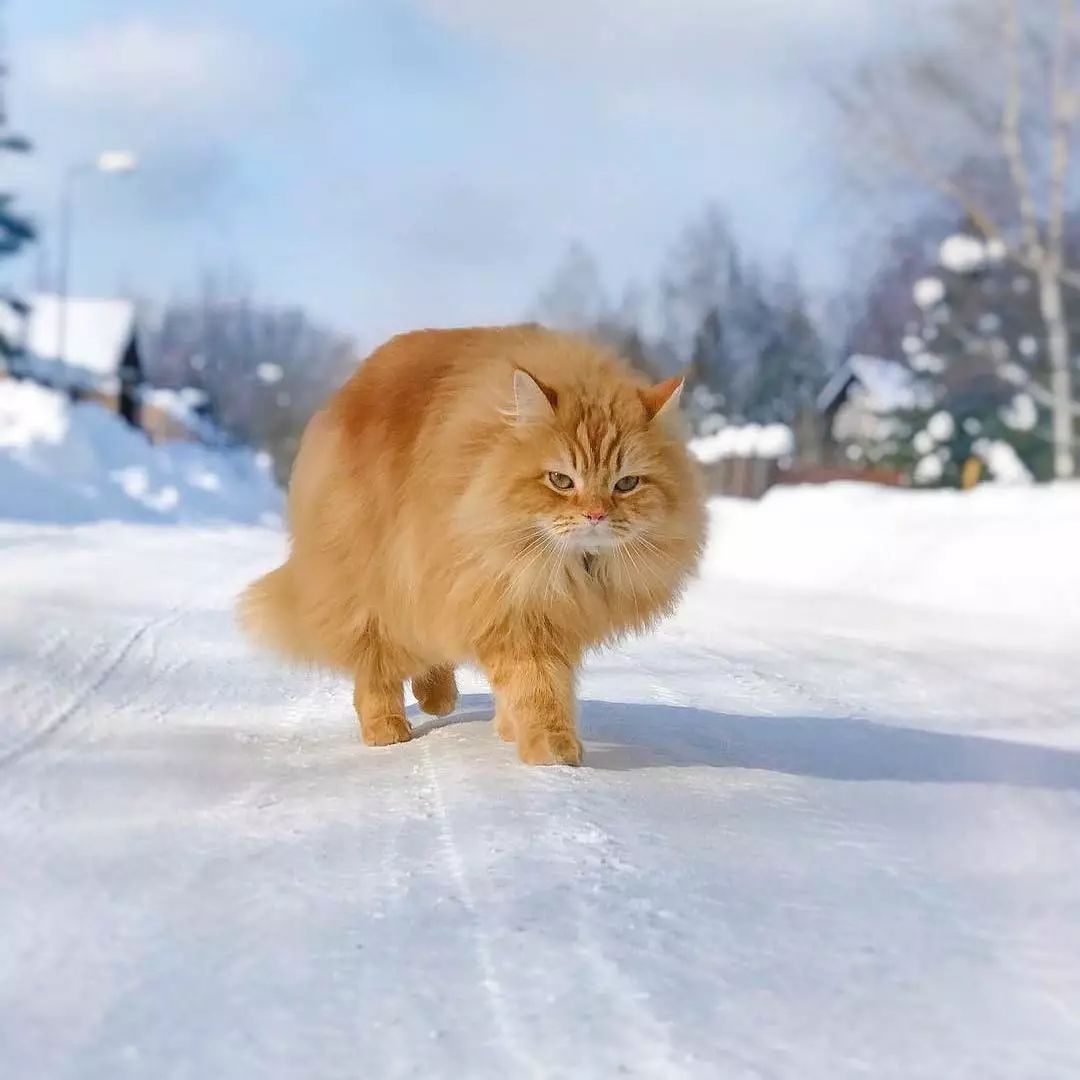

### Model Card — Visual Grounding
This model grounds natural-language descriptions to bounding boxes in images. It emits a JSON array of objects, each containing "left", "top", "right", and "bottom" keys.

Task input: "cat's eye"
[
  {"left": 548, "top": 471, "right": 575, "bottom": 491},
  {"left": 614, "top": 475, "right": 640, "bottom": 493}
]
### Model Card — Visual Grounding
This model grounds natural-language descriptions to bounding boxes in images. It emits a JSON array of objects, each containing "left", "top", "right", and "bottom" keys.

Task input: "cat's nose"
[{"left": 582, "top": 507, "right": 607, "bottom": 523}]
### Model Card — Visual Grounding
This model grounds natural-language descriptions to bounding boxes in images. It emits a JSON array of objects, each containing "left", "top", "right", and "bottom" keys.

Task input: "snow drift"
[
  {"left": 706, "top": 481, "right": 1080, "bottom": 634},
  {"left": 0, "top": 379, "right": 282, "bottom": 526}
]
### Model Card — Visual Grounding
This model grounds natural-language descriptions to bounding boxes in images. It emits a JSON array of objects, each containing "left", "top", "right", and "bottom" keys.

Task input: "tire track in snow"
[
  {"left": 556, "top": 813, "right": 694, "bottom": 1079},
  {"left": 0, "top": 618, "right": 161, "bottom": 772},
  {"left": 418, "top": 738, "right": 545, "bottom": 1079},
  {"left": 0, "top": 555, "right": 238, "bottom": 777}
]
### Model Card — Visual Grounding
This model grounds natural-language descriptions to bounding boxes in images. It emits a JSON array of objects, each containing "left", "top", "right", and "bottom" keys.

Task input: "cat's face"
[{"left": 498, "top": 369, "right": 690, "bottom": 560}]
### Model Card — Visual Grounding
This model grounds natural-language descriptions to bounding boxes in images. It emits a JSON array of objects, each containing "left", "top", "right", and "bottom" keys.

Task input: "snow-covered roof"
[
  {"left": 0, "top": 293, "right": 138, "bottom": 390},
  {"left": 817, "top": 355, "right": 918, "bottom": 415}
]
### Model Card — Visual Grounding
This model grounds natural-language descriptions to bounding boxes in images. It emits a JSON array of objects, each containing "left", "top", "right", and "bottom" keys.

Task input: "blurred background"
[{"left": 1, "top": 0, "right": 1077, "bottom": 503}]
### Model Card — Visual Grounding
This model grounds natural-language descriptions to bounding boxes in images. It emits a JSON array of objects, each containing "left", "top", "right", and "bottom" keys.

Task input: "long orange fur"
[{"left": 239, "top": 325, "right": 706, "bottom": 765}]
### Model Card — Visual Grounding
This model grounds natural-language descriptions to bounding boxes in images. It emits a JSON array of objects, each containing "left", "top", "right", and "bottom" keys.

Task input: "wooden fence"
[{"left": 699, "top": 458, "right": 908, "bottom": 500}]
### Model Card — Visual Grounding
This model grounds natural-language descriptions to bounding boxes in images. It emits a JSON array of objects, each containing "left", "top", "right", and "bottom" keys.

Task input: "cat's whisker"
[
  {"left": 625, "top": 538, "right": 675, "bottom": 589},
  {"left": 497, "top": 531, "right": 563, "bottom": 609}
]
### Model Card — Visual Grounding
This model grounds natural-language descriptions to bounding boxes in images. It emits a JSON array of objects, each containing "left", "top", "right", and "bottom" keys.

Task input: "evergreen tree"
[
  {"left": 869, "top": 220, "right": 1055, "bottom": 483},
  {"left": 688, "top": 307, "right": 731, "bottom": 405},
  {"left": 742, "top": 277, "right": 828, "bottom": 423},
  {"left": 0, "top": 33, "right": 36, "bottom": 362}
]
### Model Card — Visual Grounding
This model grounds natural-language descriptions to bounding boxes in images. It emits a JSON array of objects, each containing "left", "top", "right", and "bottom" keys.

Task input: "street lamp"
[{"left": 56, "top": 149, "right": 138, "bottom": 366}]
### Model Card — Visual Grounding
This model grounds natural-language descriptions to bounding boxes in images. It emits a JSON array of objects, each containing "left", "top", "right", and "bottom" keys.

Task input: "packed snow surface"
[{"left": 2, "top": 483, "right": 1079, "bottom": 1078}]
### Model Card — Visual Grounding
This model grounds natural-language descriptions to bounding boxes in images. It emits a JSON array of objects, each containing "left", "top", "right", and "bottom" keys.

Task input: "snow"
[
  {"left": 0, "top": 380, "right": 281, "bottom": 526},
  {"left": 1000, "top": 393, "right": 1038, "bottom": 433},
  {"left": 913, "top": 452, "right": 943, "bottom": 483},
  {"left": 999, "top": 361, "right": 1029, "bottom": 387},
  {"left": 910, "top": 350, "right": 945, "bottom": 374},
  {"left": 1, "top": 483, "right": 1079, "bottom": 1077},
  {"left": 141, "top": 386, "right": 210, "bottom": 421},
  {"left": 974, "top": 438, "right": 1034, "bottom": 484},
  {"left": 1018, "top": 335, "right": 1038, "bottom": 358},
  {"left": 688, "top": 422, "right": 793, "bottom": 463},
  {"left": 256, "top": 362, "right": 285, "bottom": 385},
  {"left": 927, "top": 410, "right": 955, "bottom": 442},
  {"left": 911, "top": 276, "right": 945, "bottom": 309},
  {"left": 939, "top": 233, "right": 987, "bottom": 274}
]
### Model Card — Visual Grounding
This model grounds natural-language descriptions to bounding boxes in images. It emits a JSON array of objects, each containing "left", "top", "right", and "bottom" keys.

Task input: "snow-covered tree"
[
  {"left": 832, "top": 0, "right": 1080, "bottom": 477},
  {"left": 876, "top": 223, "right": 1052, "bottom": 483}
]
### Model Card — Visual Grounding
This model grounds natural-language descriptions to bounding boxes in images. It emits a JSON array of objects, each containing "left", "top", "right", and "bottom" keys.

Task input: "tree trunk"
[{"left": 1038, "top": 264, "right": 1076, "bottom": 478}]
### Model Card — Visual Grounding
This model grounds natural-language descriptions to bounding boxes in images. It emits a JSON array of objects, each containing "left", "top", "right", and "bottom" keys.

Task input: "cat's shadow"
[{"left": 409, "top": 693, "right": 1080, "bottom": 792}]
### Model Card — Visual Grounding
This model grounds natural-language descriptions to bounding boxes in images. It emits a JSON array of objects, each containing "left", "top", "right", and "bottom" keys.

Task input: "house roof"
[
  {"left": 0, "top": 293, "right": 138, "bottom": 391},
  {"left": 817, "top": 355, "right": 919, "bottom": 415}
]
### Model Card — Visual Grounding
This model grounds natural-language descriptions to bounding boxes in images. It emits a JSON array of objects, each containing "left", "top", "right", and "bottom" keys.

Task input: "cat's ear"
[
  {"left": 640, "top": 375, "right": 684, "bottom": 423},
  {"left": 511, "top": 368, "right": 557, "bottom": 423}
]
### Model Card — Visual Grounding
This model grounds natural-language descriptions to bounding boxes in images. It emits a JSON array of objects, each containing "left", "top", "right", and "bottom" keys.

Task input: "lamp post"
[{"left": 56, "top": 150, "right": 138, "bottom": 366}]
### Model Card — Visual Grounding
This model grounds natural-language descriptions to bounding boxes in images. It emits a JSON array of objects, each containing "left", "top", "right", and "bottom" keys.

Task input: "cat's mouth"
[
  {"left": 555, "top": 523, "right": 620, "bottom": 553},
  {"left": 534, "top": 517, "right": 637, "bottom": 557}
]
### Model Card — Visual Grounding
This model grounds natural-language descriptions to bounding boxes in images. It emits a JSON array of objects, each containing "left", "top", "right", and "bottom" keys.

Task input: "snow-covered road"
[{"left": 2, "top": 494, "right": 1079, "bottom": 1079}]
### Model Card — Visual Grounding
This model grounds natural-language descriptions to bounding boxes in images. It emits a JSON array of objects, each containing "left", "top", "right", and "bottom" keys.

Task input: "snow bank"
[
  {"left": 689, "top": 423, "right": 794, "bottom": 463},
  {"left": 0, "top": 380, "right": 282, "bottom": 525},
  {"left": 706, "top": 481, "right": 1080, "bottom": 632}
]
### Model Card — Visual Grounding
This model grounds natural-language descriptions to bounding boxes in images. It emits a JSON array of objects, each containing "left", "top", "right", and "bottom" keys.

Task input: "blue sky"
[{"left": 6, "top": 1, "right": 926, "bottom": 347}]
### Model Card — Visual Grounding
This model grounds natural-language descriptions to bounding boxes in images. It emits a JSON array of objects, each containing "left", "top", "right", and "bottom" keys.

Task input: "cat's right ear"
[{"left": 511, "top": 369, "right": 557, "bottom": 423}]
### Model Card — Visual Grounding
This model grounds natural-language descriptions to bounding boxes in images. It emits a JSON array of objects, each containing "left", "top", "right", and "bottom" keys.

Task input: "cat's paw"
[
  {"left": 361, "top": 714, "right": 412, "bottom": 747},
  {"left": 412, "top": 667, "right": 458, "bottom": 717},
  {"left": 494, "top": 711, "right": 515, "bottom": 742},
  {"left": 518, "top": 729, "right": 583, "bottom": 767}
]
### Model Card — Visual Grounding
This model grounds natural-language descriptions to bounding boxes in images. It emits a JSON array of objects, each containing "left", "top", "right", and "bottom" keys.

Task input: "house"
[
  {"left": 0, "top": 293, "right": 145, "bottom": 424},
  {"left": 0, "top": 293, "right": 211, "bottom": 444},
  {"left": 816, "top": 354, "right": 924, "bottom": 455}
]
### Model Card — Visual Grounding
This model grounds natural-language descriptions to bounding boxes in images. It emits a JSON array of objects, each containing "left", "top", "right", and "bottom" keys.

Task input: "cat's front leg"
[{"left": 482, "top": 648, "right": 582, "bottom": 766}]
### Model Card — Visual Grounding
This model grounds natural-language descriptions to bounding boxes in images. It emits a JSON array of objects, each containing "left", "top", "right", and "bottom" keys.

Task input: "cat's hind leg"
[
  {"left": 353, "top": 627, "right": 411, "bottom": 746},
  {"left": 411, "top": 664, "right": 458, "bottom": 717}
]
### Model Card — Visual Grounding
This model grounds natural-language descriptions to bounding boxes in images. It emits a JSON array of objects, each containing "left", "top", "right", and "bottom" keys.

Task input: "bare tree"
[
  {"left": 145, "top": 273, "right": 357, "bottom": 481},
  {"left": 833, "top": 0, "right": 1080, "bottom": 477}
]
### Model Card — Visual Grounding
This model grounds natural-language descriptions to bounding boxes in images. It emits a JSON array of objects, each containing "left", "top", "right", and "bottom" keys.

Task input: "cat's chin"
[{"left": 559, "top": 529, "right": 620, "bottom": 554}]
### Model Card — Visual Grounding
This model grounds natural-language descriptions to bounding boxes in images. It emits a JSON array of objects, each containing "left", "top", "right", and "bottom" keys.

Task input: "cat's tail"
[{"left": 237, "top": 561, "right": 308, "bottom": 660}]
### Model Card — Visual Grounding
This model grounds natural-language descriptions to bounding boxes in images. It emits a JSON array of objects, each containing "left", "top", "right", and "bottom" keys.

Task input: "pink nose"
[{"left": 583, "top": 508, "right": 607, "bottom": 523}]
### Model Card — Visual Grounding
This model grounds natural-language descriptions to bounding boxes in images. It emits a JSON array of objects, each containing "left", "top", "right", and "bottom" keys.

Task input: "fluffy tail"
[{"left": 237, "top": 562, "right": 309, "bottom": 660}]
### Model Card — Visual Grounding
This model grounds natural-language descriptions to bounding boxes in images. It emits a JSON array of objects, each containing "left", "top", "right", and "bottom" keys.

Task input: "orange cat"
[{"left": 239, "top": 325, "right": 706, "bottom": 765}]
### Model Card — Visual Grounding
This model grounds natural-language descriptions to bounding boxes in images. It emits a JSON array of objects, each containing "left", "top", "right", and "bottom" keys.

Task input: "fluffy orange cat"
[{"left": 239, "top": 325, "right": 706, "bottom": 765}]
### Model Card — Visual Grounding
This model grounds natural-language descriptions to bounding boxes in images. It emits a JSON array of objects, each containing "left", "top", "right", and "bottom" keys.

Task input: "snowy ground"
[{"left": 2, "top": 486, "right": 1079, "bottom": 1079}]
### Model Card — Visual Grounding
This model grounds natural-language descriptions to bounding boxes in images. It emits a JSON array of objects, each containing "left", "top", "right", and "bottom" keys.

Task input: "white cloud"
[
  {"left": 28, "top": 17, "right": 287, "bottom": 123},
  {"left": 414, "top": 0, "right": 882, "bottom": 86}
]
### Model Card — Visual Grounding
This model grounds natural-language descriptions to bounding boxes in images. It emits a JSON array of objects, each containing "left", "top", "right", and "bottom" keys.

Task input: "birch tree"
[{"left": 834, "top": 0, "right": 1080, "bottom": 477}]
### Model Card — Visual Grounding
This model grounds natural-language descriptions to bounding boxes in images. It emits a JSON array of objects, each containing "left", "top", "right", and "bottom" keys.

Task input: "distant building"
[
  {"left": 0, "top": 293, "right": 144, "bottom": 422},
  {"left": 816, "top": 355, "right": 921, "bottom": 456},
  {"left": 0, "top": 293, "right": 209, "bottom": 444}
]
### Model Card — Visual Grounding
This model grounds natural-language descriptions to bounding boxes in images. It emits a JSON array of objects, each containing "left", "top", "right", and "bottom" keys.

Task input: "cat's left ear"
[{"left": 640, "top": 375, "right": 684, "bottom": 423}]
